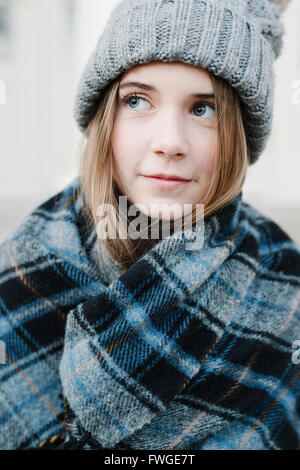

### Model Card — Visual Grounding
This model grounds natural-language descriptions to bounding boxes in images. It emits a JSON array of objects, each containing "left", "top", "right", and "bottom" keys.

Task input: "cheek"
[
  {"left": 111, "top": 119, "right": 125, "bottom": 161},
  {"left": 111, "top": 117, "right": 141, "bottom": 163},
  {"left": 111, "top": 121, "right": 138, "bottom": 183},
  {"left": 195, "top": 131, "right": 218, "bottom": 178}
]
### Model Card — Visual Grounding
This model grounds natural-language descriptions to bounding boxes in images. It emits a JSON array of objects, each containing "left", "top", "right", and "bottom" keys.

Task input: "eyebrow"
[{"left": 119, "top": 81, "right": 215, "bottom": 99}]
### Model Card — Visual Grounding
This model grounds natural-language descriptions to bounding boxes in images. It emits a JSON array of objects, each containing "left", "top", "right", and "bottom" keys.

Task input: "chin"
[{"left": 144, "top": 203, "right": 186, "bottom": 222}]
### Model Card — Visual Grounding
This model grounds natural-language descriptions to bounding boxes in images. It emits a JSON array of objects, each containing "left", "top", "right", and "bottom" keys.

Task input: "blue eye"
[
  {"left": 121, "top": 94, "right": 149, "bottom": 111},
  {"left": 192, "top": 102, "right": 215, "bottom": 119}
]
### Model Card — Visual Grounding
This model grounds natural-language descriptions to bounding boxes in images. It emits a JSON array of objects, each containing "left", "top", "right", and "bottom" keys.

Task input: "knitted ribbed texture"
[{"left": 74, "top": 0, "right": 290, "bottom": 164}]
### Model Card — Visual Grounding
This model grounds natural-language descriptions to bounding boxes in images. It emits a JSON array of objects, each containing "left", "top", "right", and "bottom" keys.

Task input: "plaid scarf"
[{"left": 0, "top": 177, "right": 300, "bottom": 450}]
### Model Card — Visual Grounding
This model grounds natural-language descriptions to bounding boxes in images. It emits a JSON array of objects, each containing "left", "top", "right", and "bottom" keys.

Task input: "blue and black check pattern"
[{"left": 0, "top": 178, "right": 300, "bottom": 450}]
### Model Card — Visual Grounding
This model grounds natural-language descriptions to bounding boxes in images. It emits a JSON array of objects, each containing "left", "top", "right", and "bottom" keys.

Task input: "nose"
[{"left": 150, "top": 112, "right": 189, "bottom": 159}]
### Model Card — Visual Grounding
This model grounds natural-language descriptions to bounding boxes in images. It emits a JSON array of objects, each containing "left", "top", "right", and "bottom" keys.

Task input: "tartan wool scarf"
[{"left": 0, "top": 177, "right": 300, "bottom": 450}]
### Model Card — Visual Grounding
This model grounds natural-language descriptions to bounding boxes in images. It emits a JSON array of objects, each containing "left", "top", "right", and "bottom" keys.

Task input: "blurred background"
[{"left": 0, "top": 0, "right": 299, "bottom": 246}]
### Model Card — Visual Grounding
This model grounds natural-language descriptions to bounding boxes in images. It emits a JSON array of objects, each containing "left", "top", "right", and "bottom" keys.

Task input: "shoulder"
[
  {"left": 0, "top": 178, "right": 82, "bottom": 270},
  {"left": 240, "top": 200, "right": 300, "bottom": 280},
  {"left": 1, "top": 178, "right": 81, "bottom": 243}
]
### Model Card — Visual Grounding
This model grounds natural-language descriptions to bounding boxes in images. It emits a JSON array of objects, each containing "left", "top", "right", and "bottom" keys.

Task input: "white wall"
[{"left": 0, "top": 0, "right": 76, "bottom": 234}]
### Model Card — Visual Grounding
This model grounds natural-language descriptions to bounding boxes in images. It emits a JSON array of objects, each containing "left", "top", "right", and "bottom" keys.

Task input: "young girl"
[{"left": 0, "top": 0, "right": 300, "bottom": 450}]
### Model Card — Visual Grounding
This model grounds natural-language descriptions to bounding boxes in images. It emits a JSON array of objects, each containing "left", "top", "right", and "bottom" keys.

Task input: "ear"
[{"left": 267, "top": 0, "right": 291, "bottom": 13}]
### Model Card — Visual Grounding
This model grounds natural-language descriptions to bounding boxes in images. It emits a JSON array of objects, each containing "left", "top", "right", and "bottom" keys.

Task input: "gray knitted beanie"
[{"left": 74, "top": 0, "right": 291, "bottom": 165}]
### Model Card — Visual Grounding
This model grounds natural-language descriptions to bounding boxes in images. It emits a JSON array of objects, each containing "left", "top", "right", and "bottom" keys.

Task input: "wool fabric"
[
  {"left": 0, "top": 178, "right": 300, "bottom": 450},
  {"left": 74, "top": 0, "right": 291, "bottom": 165}
]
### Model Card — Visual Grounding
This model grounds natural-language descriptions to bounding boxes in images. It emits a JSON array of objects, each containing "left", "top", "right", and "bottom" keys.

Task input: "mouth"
[
  {"left": 145, "top": 173, "right": 191, "bottom": 181},
  {"left": 142, "top": 175, "right": 191, "bottom": 189}
]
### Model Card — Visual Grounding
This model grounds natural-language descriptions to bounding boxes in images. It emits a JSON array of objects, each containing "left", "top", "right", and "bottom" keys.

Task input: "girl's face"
[{"left": 111, "top": 61, "right": 218, "bottom": 220}]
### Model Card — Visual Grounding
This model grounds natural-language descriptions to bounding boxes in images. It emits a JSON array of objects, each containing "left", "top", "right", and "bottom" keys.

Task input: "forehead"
[{"left": 120, "top": 61, "right": 213, "bottom": 89}]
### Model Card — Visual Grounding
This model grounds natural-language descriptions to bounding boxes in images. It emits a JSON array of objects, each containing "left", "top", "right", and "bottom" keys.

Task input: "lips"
[
  {"left": 142, "top": 175, "right": 191, "bottom": 189},
  {"left": 145, "top": 173, "right": 191, "bottom": 181}
]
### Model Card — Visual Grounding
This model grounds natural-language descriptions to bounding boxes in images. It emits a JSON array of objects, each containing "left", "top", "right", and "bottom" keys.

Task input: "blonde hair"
[{"left": 77, "top": 64, "right": 249, "bottom": 274}]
